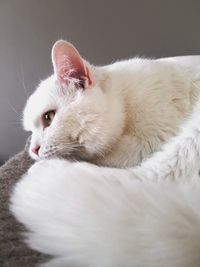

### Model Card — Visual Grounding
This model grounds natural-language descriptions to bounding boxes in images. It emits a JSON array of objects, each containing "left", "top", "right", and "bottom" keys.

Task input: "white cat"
[
  {"left": 11, "top": 40, "right": 200, "bottom": 266},
  {"left": 11, "top": 95, "right": 200, "bottom": 267},
  {"left": 24, "top": 40, "right": 200, "bottom": 167}
]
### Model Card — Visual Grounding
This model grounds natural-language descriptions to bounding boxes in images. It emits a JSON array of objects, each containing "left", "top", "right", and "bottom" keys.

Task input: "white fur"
[
  {"left": 11, "top": 41, "right": 200, "bottom": 266},
  {"left": 11, "top": 98, "right": 200, "bottom": 267},
  {"left": 23, "top": 40, "right": 200, "bottom": 167}
]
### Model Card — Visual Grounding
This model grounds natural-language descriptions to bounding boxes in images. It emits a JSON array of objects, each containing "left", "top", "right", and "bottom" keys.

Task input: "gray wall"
[{"left": 1, "top": 0, "right": 200, "bottom": 163}]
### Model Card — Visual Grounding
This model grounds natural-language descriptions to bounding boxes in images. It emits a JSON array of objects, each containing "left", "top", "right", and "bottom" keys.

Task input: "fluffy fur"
[
  {"left": 11, "top": 41, "right": 200, "bottom": 266},
  {"left": 24, "top": 40, "right": 200, "bottom": 167},
  {"left": 11, "top": 97, "right": 200, "bottom": 267}
]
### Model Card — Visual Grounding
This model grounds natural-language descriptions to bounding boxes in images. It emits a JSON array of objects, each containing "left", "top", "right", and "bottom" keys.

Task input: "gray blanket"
[{"left": 0, "top": 148, "right": 47, "bottom": 267}]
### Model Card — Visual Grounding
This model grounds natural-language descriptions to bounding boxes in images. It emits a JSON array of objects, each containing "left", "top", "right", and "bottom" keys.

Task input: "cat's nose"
[{"left": 32, "top": 145, "right": 40, "bottom": 156}]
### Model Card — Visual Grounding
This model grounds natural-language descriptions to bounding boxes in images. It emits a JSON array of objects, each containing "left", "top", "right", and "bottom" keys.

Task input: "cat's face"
[{"left": 24, "top": 40, "right": 123, "bottom": 161}]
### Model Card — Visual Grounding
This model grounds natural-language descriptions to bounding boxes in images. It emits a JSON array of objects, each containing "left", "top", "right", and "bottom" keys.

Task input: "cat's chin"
[
  {"left": 29, "top": 150, "right": 50, "bottom": 161},
  {"left": 29, "top": 150, "right": 40, "bottom": 161},
  {"left": 29, "top": 148, "right": 56, "bottom": 161}
]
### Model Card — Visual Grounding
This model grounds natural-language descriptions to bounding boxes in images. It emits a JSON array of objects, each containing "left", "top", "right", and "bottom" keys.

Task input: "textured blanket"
[{"left": 0, "top": 148, "right": 47, "bottom": 267}]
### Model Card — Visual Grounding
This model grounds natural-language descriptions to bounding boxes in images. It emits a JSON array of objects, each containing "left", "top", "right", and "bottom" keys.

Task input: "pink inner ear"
[{"left": 52, "top": 40, "right": 93, "bottom": 87}]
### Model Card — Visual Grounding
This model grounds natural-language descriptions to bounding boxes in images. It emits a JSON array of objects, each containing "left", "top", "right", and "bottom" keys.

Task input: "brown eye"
[{"left": 42, "top": 110, "right": 55, "bottom": 128}]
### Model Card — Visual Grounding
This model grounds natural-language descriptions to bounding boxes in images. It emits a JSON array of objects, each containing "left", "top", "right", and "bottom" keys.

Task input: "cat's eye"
[{"left": 42, "top": 110, "right": 55, "bottom": 128}]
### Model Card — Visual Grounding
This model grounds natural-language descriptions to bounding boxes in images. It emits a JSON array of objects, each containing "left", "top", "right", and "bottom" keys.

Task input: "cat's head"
[{"left": 23, "top": 40, "right": 124, "bottom": 161}]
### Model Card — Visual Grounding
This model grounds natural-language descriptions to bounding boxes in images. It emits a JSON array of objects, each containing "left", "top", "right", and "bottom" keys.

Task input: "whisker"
[
  {"left": 44, "top": 143, "right": 83, "bottom": 157},
  {"left": 53, "top": 145, "right": 81, "bottom": 153},
  {"left": 6, "top": 101, "right": 23, "bottom": 120},
  {"left": 58, "top": 143, "right": 82, "bottom": 148},
  {"left": 20, "top": 68, "right": 30, "bottom": 98}
]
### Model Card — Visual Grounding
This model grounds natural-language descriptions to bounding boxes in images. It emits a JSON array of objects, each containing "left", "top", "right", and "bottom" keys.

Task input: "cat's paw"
[
  {"left": 10, "top": 159, "right": 101, "bottom": 229},
  {"left": 10, "top": 158, "right": 109, "bottom": 264},
  {"left": 28, "top": 159, "right": 47, "bottom": 174},
  {"left": 10, "top": 159, "right": 139, "bottom": 267},
  {"left": 27, "top": 158, "right": 72, "bottom": 174}
]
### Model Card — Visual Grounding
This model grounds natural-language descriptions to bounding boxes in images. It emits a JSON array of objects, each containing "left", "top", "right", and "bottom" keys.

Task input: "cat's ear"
[{"left": 52, "top": 40, "right": 93, "bottom": 88}]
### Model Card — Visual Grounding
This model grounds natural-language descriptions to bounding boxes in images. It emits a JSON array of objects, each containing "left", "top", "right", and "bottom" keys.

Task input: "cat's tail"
[{"left": 10, "top": 159, "right": 200, "bottom": 267}]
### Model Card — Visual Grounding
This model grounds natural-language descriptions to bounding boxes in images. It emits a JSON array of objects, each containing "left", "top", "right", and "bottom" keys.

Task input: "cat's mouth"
[
  {"left": 35, "top": 143, "right": 86, "bottom": 162},
  {"left": 30, "top": 140, "right": 107, "bottom": 163}
]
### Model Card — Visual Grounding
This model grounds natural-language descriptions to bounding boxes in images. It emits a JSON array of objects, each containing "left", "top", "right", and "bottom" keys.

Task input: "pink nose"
[{"left": 31, "top": 146, "right": 40, "bottom": 156}]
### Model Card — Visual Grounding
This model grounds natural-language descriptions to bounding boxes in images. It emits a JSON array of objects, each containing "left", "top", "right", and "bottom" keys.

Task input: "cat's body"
[
  {"left": 24, "top": 40, "right": 200, "bottom": 167},
  {"left": 11, "top": 90, "right": 200, "bottom": 267},
  {"left": 11, "top": 41, "right": 200, "bottom": 266},
  {"left": 92, "top": 59, "right": 199, "bottom": 167}
]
